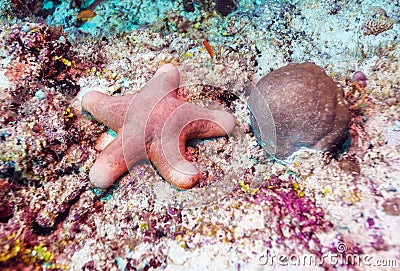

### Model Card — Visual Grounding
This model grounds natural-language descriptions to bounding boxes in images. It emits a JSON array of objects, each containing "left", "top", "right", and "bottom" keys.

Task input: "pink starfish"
[{"left": 82, "top": 64, "right": 236, "bottom": 189}]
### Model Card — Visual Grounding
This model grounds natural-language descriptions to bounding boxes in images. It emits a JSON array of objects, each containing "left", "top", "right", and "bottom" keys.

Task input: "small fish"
[
  {"left": 77, "top": 9, "right": 96, "bottom": 21},
  {"left": 203, "top": 40, "right": 215, "bottom": 63}
]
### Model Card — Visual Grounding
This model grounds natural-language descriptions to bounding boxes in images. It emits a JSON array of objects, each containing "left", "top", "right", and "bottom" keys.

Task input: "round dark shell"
[{"left": 248, "top": 62, "right": 349, "bottom": 159}]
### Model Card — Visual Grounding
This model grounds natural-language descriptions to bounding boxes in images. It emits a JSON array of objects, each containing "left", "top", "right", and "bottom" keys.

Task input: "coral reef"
[
  {"left": 0, "top": 22, "right": 98, "bottom": 185},
  {"left": 0, "top": 21, "right": 105, "bottom": 268},
  {"left": 248, "top": 62, "right": 349, "bottom": 159},
  {"left": 0, "top": 0, "right": 399, "bottom": 270},
  {"left": 8, "top": 0, "right": 45, "bottom": 18},
  {"left": 0, "top": 180, "right": 14, "bottom": 223},
  {"left": 5, "top": 22, "right": 79, "bottom": 95}
]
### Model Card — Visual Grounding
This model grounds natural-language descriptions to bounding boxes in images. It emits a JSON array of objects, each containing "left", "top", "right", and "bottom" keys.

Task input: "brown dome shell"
[{"left": 248, "top": 62, "right": 349, "bottom": 159}]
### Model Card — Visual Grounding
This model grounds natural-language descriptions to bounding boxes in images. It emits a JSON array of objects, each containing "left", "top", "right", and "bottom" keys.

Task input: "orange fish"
[
  {"left": 77, "top": 9, "right": 96, "bottom": 21},
  {"left": 203, "top": 40, "right": 215, "bottom": 63}
]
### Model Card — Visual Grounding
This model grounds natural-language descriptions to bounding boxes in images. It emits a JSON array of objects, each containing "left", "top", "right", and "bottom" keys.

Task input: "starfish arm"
[
  {"left": 147, "top": 140, "right": 201, "bottom": 190},
  {"left": 135, "top": 64, "right": 180, "bottom": 105},
  {"left": 89, "top": 132, "right": 142, "bottom": 188},
  {"left": 82, "top": 91, "right": 135, "bottom": 131},
  {"left": 184, "top": 107, "right": 236, "bottom": 139},
  {"left": 154, "top": 63, "right": 179, "bottom": 77}
]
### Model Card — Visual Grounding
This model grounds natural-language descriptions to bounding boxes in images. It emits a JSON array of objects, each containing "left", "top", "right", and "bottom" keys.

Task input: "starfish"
[{"left": 82, "top": 64, "right": 236, "bottom": 190}]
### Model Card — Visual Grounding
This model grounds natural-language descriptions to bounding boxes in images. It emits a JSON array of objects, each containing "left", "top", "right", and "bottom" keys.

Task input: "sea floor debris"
[{"left": 0, "top": 0, "right": 399, "bottom": 270}]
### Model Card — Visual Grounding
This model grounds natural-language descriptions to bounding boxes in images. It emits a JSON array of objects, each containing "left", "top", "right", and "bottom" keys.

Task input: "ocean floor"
[{"left": 0, "top": 0, "right": 399, "bottom": 270}]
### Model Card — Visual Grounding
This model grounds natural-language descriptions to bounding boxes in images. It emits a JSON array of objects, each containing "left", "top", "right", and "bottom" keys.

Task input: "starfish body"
[{"left": 82, "top": 64, "right": 236, "bottom": 189}]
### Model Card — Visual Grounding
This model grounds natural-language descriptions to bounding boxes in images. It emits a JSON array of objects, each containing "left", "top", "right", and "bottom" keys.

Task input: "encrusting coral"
[
  {"left": 0, "top": 22, "right": 106, "bottom": 262},
  {"left": 5, "top": 22, "right": 80, "bottom": 95}
]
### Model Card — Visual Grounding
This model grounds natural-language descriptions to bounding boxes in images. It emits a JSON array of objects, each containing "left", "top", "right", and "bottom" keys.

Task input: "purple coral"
[
  {"left": 9, "top": 0, "right": 44, "bottom": 17},
  {"left": 352, "top": 71, "right": 368, "bottom": 87},
  {"left": 251, "top": 175, "right": 332, "bottom": 256}
]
